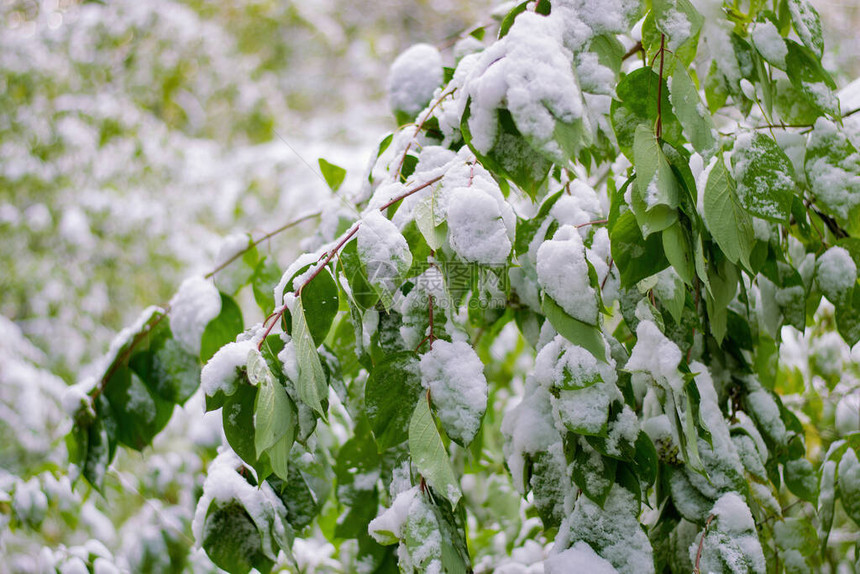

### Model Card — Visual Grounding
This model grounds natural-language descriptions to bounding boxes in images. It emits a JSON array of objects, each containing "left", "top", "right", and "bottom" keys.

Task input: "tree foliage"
[{"left": 13, "top": 0, "right": 860, "bottom": 572}]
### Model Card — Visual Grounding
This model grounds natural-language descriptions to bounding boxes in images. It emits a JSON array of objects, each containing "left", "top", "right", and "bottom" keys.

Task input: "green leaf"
[
  {"left": 201, "top": 293, "right": 244, "bottom": 363},
  {"left": 339, "top": 239, "right": 378, "bottom": 310},
  {"left": 731, "top": 133, "right": 795, "bottom": 223},
  {"left": 223, "top": 383, "right": 263, "bottom": 471},
  {"left": 541, "top": 294, "right": 606, "bottom": 363},
  {"left": 318, "top": 158, "right": 346, "bottom": 192},
  {"left": 655, "top": 269, "right": 686, "bottom": 326},
  {"left": 838, "top": 448, "right": 860, "bottom": 527},
  {"left": 774, "top": 517, "right": 818, "bottom": 558},
  {"left": 704, "top": 157, "right": 754, "bottom": 270},
  {"left": 413, "top": 193, "right": 446, "bottom": 251},
  {"left": 632, "top": 125, "right": 680, "bottom": 236},
  {"left": 836, "top": 288, "right": 860, "bottom": 347},
  {"left": 103, "top": 366, "right": 174, "bottom": 451},
  {"left": 669, "top": 62, "right": 716, "bottom": 158},
  {"left": 282, "top": 265, "right": 339, "bottom": 347},
  {"left": 632, "top": 431, "right": 658, "bottom": 486},
  {"left": 785, "top": 40, "right": 838, "bottom": 117},
  {"left": 662, "top": 221, "right": 695, "bottom": 285},
  {"left": 409, "top": 398, "right": 461, "bottom": 504},
  {"left": 784, "top": 458, "right": 819, "bottom": 504},
  {"left": 611, "top": 67, "right": 683, "bottom": 161},
  {"left": 365, "top": 351, "right": 423, "bottom": 451},
  {"left": 515, "top": 189, "right": 565, "bottom": 255},
  {"left": 214, "top": 235, "right": 259, "bottom": 295},
  {"left": 81, "top": 414, "right": 112, "bottom": 491},
  {"left": 129, "top": 325, "right": 201, "bottom": 405},
  {"left": 610, "top": 206, "right": 670, "bottom": 287},
  {"left": 787, "top": 0, "right": 824, "bottom": 58},
  {"left": 252, "top": 352, "right": 296, "bottom": 460},
  {"left": 334, "top": 423, "right": 381, "bottom": 539},
  {"left": 292, "top": 296, "right": 329, "bottom": 418},
  {"left": 202, "top": 501, "right": 274, "bottom": 574},
  {"left": 498, "top": 1, "right": 529, "bottom": 38}
]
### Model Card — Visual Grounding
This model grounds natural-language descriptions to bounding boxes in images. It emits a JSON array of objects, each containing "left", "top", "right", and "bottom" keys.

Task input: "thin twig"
[
  {"left": 575, "top": 218, "right": 608, "bottom": 229},
  {"left": 622, "top": 41, "right": 643, "bottom": 61},
  {"left": 395, "top": 90, "right": 456, "bottom": 181},
  {"left": 205, "top": 211, "right": 321, "bottom": 279},
  {"left": 258, "top": 175, "right": 444, "bottom": 348},
  {"left": 694, "top": 514, "right": 716, "bottom": 573}
]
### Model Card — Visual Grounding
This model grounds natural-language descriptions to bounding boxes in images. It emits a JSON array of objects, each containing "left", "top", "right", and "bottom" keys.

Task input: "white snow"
[
  {"left": 659, "top": 9, "right": 692, "bottom": 52},
  {"left": 545, "top": 541, "right": 618, "bottom": 573},
  {"left": 463, "top": 11, "right": 584, "bottom": 161},
  {"left": 357, "top": 210, "right": 412, "bottom": 305},
  {"left": 387, "top": 44, "right": 443, "bottom": 119},
  {"left": 691, "top": 492, "right": 765, "bottom": 574},
  {"left": 501, "top": 382, "right": 560, "bottom": 493},
  {"left": 168, "top": 276, "right": 222, "bottom": 356},
  {"left": 558, "top": 485, "right": 654, "bottom": 573},
  {"left": 191, "top": 450, "right": 289, "bottom": 563},
  {"left": 806, "top": 119, "right": 860, "bottom": 222},
  {"left": 368, "top": 486, "right": 418, "bottom": 545},
  {"left": 752, "top": 21, "right": 787, "bottom": 68},
  {"left": 745, "top": 389, "right": 788, "bottom": 445},
  {"left": 447, "top": 186, "right": 513, "bottom": 265},
  {"left": 625, "top": 320, "right": 684, "bottom": 393},
  {"left": 816, "top": 246, "right": 857, "bottom": 304},
  {"left": 537, "top": 225, "right": 599, "bottom": 325},
  {"left": 200, "top": 340, "right": 256, "bottom": 398},
  {"left": 420, "top": 340, "right": 488, "bottom": 446},
  {"left": 835, "top": 392, "right": 860, "bottom": 436}
]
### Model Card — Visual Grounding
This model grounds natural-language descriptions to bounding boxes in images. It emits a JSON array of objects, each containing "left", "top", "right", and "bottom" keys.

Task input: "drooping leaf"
[
  {"left": 252, "top": 352, "right": 296, "bottom": 461},
  {"left": 669, "top": 62, "right": 716, "bottom": 158},
  {"left": 365, "top": 351, "right": 423, "bottom": 451},
  {"left": 703, "top": 157, "right": 754, "bottom": 270},
  {"left": 632, "top": 125, "right": 680, "bottom": 237},
  {"left": 292, "top": 296, "right": 329, "bottom": 418},
  {"left": 201, "top": 501, "right": 274, "bottom": 574},
  {"left": 409, "top": 397, "right": 461, "bottom": 504},
  {"left": 542, "top": 294, "right": 606, "bottom": 363}
]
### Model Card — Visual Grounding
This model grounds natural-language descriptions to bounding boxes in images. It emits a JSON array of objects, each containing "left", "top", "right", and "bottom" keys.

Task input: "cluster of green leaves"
[{"left": 67, "top": 0, "right": 860, "bottom": 572}]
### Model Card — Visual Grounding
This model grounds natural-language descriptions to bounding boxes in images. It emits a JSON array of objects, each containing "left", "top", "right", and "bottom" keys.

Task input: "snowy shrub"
[{"left": 13, "top": 0, "right": 860, "bottom": 572}]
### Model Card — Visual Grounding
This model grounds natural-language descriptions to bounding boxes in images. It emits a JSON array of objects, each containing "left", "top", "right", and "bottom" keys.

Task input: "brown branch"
[
  {"left": 601, "top": 258, "right": 614, "bottom": 290},
  {"left": 622, "top": 41, "right": 643, "bottom": 61},
  {"left": 395, "top": 89, "right": 456, "bottom": 181},
  {"left": 378, "top": 175, "right": 443, "bottom": 211},
  {"left": 575, "top": 218, "right": 608, "bottom": 229},
  {"left": 258, "top": 175, "right": 444, "bottom": 349},
  {"left": 257, "top": 224, "right": 359, "bottom": 348},
  {"left": 693, "top": 514, "right": 716, "bottom": 573}
]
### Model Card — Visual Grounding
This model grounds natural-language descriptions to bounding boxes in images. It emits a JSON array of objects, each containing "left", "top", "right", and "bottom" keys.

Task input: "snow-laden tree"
[{"left": 10, "top": 0, "right": 860, "bottom": 572}]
